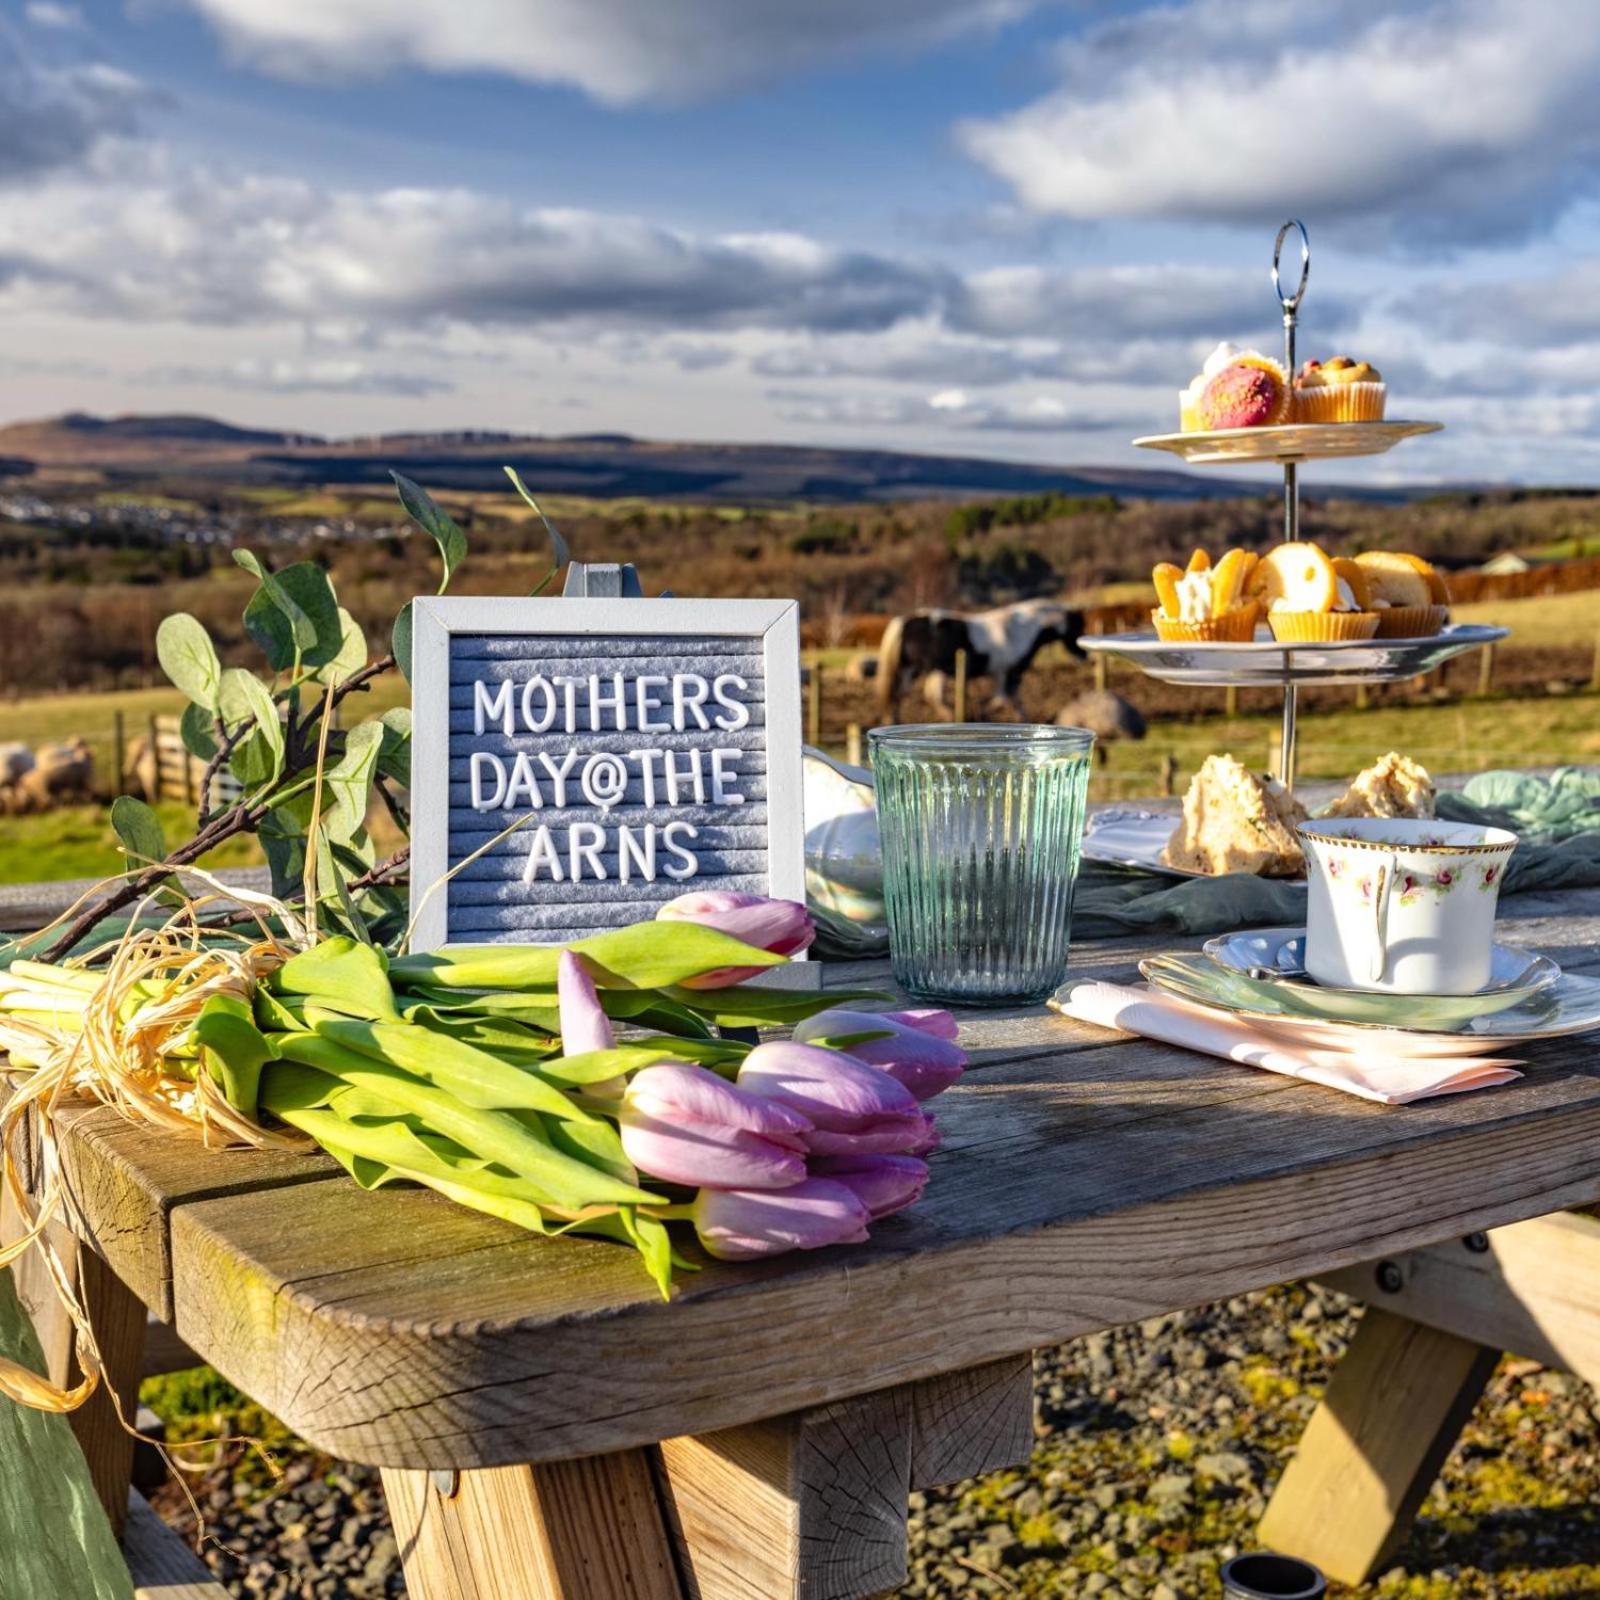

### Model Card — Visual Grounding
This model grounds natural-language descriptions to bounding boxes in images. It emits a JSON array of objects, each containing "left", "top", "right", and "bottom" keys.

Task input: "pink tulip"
[
  {"left": 809, "top": 1154, "right": 928, "bottom": 1220},
  {"left": 691, "top": 1177, "right": 871, "bottom": 1260},
  {"left": 619, "top": 1063, "right": 811, "bottom": 1190},
  {"left": 903, "top": 1113, "right": 941, "bottom": 1156},
  {"left": 558, "top": 950, "right": 614, "bottom": 1053},
  {"left": 737, "top": 1040, "right": 925, "bottom": 1155},
  {"left": 657, "top": 891, "right": 816, "bottom": 988},
  {"left": 792, "top": 1007, "right": 967, "bottom": 1101}
]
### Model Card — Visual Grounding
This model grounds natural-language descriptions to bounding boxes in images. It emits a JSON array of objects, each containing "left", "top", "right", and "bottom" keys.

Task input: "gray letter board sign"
[{"left": 408, "top": 595, "right": 805, "bottom": 958}]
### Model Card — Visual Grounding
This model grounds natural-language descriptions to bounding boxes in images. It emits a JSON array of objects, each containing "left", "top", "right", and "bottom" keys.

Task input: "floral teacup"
[{"left": 1298, "top": 817, "right": 1517, "bottom": 995}]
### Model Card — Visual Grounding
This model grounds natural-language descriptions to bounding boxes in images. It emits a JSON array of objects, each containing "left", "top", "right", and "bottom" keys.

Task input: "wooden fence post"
[
  {"left": 806, "top": 665, "right": 822, "bottom": 747},
  {"left": 1477, "top": 644, "right": 1496, "bottom": 697},
  {"left": 146, "top": 716, "right": 160, "bottom": 799},
  {"left": 1224, "top": 685, "right": 1239, "bottom": 718},
  {"left": 1354, "top": 683, "right": 1369, "bottom": 711},
  {"left": 1160, "top": 753, "right": 1178, "bottom": 797},
  {"left": 952, "top": 650, "right": 968, "bottom": 722},
  {"left": 112, "top": 711, "right": 126, "bottom": 798},
  {"left": 1092, "top": 652, "right": 1108, "bottom": 694},
  {"left": 1591, "top": 633, "right": 1600, "bottom": 692},
  {"left": 845, "top": 724, "right": 863, "bottom": 767}
]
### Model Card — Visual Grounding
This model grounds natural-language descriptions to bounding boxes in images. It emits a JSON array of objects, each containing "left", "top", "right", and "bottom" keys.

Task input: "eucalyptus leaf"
[
  {"left": 322, "top": 721, "right": 384, "bottom": 842},
  {"left": 218, "top": 667, "right": 284, "bottom": 790},
  {"left": 313, "top": 607, "right": 367, "bottom": 685},
  {"left": 376, "top": 707, "right": 412, "bottom": 785},
  {"left": 391, "top": 471, "right": 467, "bottom": 592},
  {"left": 235, "top": 549, "right": 318, "bottom": 654},
  {"left": 504, "top": 467, "right": 572, "bottom": 570},
  {"left": 242, "top": 561, "right": 341, "bottom": 671},
  {"left": 109, "top": 795, "right": 166, "bottom": 868},
  {"left": 155, "top": 613, "right": 222, "bottom": 709},
  {"left": 392, "top": 601, "right": 414, "bottom": 682},
  {"left": 178, "top": 701, "right": 220, "bottom": 762}
]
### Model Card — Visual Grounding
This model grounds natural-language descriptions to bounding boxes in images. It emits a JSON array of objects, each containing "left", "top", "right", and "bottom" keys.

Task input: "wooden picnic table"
[{"left": 14, "top": 882, "right": 1600, "bottom": 1599}]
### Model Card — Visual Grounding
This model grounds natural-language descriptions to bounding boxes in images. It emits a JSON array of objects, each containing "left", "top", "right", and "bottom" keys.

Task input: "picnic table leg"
[
  {"left": 1257, "top": 1305, "right": 1497, "bottom": 1586},
  {"left": 2, "top": 1111, "right": 147, "bottom": 1538},
  {"left": 381, "top": 1450, "right": 684, "bottom": 1600},
  {"left": 657, "top": 1355, "right": 1034, "bottom": 1600}
]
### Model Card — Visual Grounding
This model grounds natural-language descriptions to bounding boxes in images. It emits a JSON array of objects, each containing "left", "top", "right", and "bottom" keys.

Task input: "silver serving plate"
[
  {"left": 1134, "top": 420, "right": 1442, "bottom": 465},
  {"left": 1078, "top": 623, "right": 1508, "bottom": 688},
  {"left": 1083, "top": 809, "right": 1205, "bottom": 880}
]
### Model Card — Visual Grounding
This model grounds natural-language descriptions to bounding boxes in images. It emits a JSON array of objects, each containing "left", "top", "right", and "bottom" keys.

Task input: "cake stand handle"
[{"left": 1277, "top": 680, "right": 1299, "bottom": 790}]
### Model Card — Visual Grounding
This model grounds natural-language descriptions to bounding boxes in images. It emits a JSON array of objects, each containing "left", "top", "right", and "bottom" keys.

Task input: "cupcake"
[
  {"left": 1197, "top": 354, "right": 1291, "bottom": 430},
  {"left": 1249, "top": 542, "right": 1379, "bottom": 642},
  {"left": 1151, "top": 546, "right": 1261, "bottom": 641},
  {"left": 1293, "top": 356, "right": 1387, "bottom": 423},
  {"left": 1179, "top": 341, "right": 1240, "bottom": 431},
  {"left": 1355, "top": 550, "right": 1449, "bottom": 637}
]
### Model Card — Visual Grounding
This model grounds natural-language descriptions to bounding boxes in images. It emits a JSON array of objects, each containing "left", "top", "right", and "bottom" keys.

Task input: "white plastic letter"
[
  {"left": 710, "top": 748, "right": 746, "bottom": 805},
  {"left": 469, "top": 751, "right": 507, "bottom": 810},
  {"left": 503, "top": 752, "right": 544, "bottom": 810},
  {"left": 672, "top": 674, "right": 711, "bottom": 731},
  {"left": 663, "top": 748, "right": 706, "bottom": 805},
  {"left": 711, "top": 675, "right": 751, "bottom": 730},
  {"left": 617, "top": 824, "right": 655, "bottom": 883},
  {"left": 661, "top": 821, "right": 699, "bottom": 880},
  {"left": 522, "top": 824, "right": 565, "bottom": 884},
  {"left": 589, "top": 673, "right": 626, "bottom": 731},
  {"left": 537, "top": 749, "right": 579, "bottom": 808},
  {"left": 473, "top": 679, "right": 514, "bottom": 737},
  {"left": 635, "top": 676, "right": 671, "bottom": 733},
  {"left": 569, "top": 822, "right": 608, "bottom": 881},
  {"left": 520, "top": 675, "right": 557, "bottom": 733}
]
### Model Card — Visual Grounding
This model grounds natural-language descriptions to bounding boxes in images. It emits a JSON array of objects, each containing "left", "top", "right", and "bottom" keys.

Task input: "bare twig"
[{"left": 196, "top": 716, "right": 251, "bottom": 830}]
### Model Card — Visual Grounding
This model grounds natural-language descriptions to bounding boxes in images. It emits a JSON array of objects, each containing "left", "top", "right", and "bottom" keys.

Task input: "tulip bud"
[
  {"left": 691, "top": 1177, "right": 871, "bottom": 1260},
  {"left": 558, "top": 950, "right": 614, "bottom": 1054},
  {"left": 657, "top": 891, "right": 816, "bottom": 988},
  {"left": 619, "top": 1063, "right": 812, "bottom": 1190},
  {"left": 791, "top": 1007, "right": 966, "bottom": 1101},
  {"left": 809, "top": 1154, "right": 928, "bottom": 1220},
  {"left": 737, "top": 1040, "right": 925, "bottom": 1155},
  {"left": 902, "top": 1113, "right": 941, "bottom": 1156}
]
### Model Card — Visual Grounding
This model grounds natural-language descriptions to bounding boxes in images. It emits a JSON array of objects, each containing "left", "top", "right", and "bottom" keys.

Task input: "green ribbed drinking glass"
[{"left": 869, "top": 724, "right": 1095, "bottom": 1006}]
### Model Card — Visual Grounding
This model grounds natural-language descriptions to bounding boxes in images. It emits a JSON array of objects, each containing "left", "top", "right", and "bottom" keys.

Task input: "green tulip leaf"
[{"left": 272, "top": 935, "right": 397, "bottom": 1020}]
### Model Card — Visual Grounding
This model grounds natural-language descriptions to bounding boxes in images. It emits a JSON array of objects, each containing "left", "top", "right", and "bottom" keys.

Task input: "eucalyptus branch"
[
  {"left": 302, "top": 655, "right": 397, "bottom": 732},
  {"left": 373, "top": 772, "right": 410, "bottom": 835},
  {"left": 196, "top": 716, "right": 252, "bottom": 830}
]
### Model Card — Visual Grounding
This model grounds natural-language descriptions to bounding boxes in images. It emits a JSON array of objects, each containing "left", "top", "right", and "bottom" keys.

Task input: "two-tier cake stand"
[{"left": 1080, "top": 220, "right": 1507, "bottom": 791}]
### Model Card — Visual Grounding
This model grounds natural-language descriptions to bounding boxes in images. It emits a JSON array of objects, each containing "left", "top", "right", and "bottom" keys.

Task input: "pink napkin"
[{"left": 1050, "top": 980, "right": 1524, "bottom": 1105}]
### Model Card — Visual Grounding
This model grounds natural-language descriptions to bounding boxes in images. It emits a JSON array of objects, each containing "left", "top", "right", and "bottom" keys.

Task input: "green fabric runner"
[
  {"left": 0, "top": 1271, "right": 134, "bottom": 1600},
  {"left": 1073, "top": 767, "right": 1600, "bottom": 942}
]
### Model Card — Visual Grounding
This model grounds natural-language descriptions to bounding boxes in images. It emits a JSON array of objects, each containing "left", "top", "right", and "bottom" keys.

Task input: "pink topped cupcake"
[{"left": 1197, "top": 355, "right": 1290, "bottom": 430}]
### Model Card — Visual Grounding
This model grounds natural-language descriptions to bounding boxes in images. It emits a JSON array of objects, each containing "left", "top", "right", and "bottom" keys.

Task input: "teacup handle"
[{"left": 1369, "top": 856, "right": 1393, "bottom": 983}]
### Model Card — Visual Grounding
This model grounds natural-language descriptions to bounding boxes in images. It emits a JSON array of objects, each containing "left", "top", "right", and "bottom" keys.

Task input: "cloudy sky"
[{"left": 4, "top": 0, "right": 1600, "bottom": 481}]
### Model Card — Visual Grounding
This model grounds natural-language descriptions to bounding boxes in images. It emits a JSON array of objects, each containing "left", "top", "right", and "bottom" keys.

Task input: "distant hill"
[{"left": 0, "top": 410, "right": 1415, "bottom": 505}]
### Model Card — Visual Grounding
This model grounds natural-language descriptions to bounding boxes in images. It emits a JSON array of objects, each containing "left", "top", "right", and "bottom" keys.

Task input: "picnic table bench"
[{"left": 9, "top": 883, "right": 1600, "bottom": 1598}]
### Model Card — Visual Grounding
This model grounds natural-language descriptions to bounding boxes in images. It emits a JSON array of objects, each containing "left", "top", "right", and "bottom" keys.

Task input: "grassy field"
[{"left": 1, "top": 588, "right": 1594, "bottom": 886}]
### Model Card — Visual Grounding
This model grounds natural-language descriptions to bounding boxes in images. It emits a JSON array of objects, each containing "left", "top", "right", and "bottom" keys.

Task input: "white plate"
[
  {"left": 1082, "top": 810, "right": 1201, "bottom": 879},
  {"left": 1133, "top": 420, "right": 1442, "bottom": 465},
  {"left": 1077, "top": 624, "right": 1508, "bottom": 688},
  {"left": 1141, "top": 952, "right": 1600, "bottom": 1044}
]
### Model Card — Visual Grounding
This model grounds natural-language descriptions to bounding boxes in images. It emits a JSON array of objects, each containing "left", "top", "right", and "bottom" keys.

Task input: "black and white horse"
[{"left": 875, "top": 599, "right": 1086, "bottom": 720}]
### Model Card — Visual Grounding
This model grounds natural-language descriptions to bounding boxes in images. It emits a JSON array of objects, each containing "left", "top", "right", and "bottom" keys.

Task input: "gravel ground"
[{"left": 147, "top": 1282, "right": 1600, "bottom": 1599}]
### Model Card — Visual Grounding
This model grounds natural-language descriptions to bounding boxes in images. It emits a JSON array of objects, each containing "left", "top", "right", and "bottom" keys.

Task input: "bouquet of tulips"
[{"left": 1, "top": 891, "right": 966, "bottom": 1300}]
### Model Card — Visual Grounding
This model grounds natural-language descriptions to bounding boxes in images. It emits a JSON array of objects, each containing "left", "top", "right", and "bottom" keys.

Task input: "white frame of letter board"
[{"left": 408, "top": 595, "right": 807, "bottom": 972}]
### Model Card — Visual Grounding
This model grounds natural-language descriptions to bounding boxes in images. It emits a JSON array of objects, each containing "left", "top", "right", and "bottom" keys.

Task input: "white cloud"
[
  {"left": 143, "top": 358, "right": 454, "bottom": 396},
  {"left": 175, "top": 0, "right": 1040, "bottom": 104},
  {"left": 960, "top": 0, "right": 1600, "bottom": 248},
  {"left": 768, "top": 385, "right": 1141, "bottom": 433},
  {"left": 26, "top": 3, "right": 86, "bottom": 30},
  {"left": 0, "top": 33, "right": 152, "bottom": 183}
]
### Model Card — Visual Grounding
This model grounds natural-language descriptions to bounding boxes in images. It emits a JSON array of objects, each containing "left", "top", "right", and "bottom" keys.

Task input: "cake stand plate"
[
  {"left": 1079, "top": 623, "right": 1506, "bottom": 688},
  {"left": 1134, "top": 420, "right": 1441, "bottom": 465}
]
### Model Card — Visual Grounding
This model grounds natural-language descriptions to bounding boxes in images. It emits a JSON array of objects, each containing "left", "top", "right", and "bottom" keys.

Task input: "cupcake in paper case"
[
  {"left": 1294, "top": 356, "right": 1387, "bottom": 423},
  {"left": 1179, "top": 341, "right": 1240, "bottom": 431},
  {"left": 1249, "top": 543, "right": 1380, "bottom": 642},
  {"left": 1198, "top": 354, "right": 1290, "bottom": 430},
  {"left": 1355, "top": 550, "right": 1450, "bottom": 637},
  {"left": 1151, "top": 546, "right": 1261, "bottom": 641}
]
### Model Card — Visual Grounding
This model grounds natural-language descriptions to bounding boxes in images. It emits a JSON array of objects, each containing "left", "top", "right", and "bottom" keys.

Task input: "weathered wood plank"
[
  {"left": 1318, "top": 1210, "right": 1600, "bottom": 1384},
  {"left": 50, "top": 1098, "right": 337, "bottom": 1318},
  {"left": 162, "top": 1024, "right": 1600, "bottom": 1467},
  {"left": 1257, "top": 1307, "right": 1499, "bottom": 1585},
  {"left": 383, "top": 1452, "right": 683, "bottom": 1600},
  {"left": 125, "top": 1490, "right": 229, "bottom": 1600},
  {"left": 68, "top": 1245, "right": 147, "bottom": 1536},
  {"left": 660, "top": 1387, "right": 914, "bottom": 1600},
  {"left": 909, "top": 1356, "right": 1035, "bottom": 1488}
]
